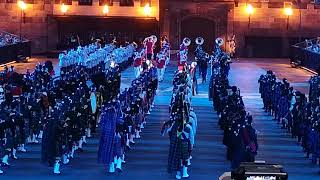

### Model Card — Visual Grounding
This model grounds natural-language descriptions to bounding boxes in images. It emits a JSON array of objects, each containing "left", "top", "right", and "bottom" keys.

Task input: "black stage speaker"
[{"left": 231, "top": 162, "right": 288, "bottom": 180}]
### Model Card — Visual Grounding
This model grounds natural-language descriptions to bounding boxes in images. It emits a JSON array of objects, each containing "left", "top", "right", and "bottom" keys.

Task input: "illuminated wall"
[
  {"left": 161, "top": 0, "right": 320, "bottom": 56},
  {"left": 0, "top": 0, "right": 159, "bottom": 53},
  {"left": 53, "top": 0, "right": 159, "bottom": 20},
  {"left": 230, "top": 2, "right": 320, "bottom": 57}
]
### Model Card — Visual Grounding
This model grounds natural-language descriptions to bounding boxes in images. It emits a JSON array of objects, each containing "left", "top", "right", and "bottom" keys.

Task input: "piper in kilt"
[{"left": 163, "top": 68, "right": 195, "bottom": 180}]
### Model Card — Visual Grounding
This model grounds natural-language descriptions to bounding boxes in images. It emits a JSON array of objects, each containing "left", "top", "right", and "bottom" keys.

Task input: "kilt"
[
  {"left": 98, "top": 110, "right": 117, "bottom": 165},
  {"left": 168, "top": 131, "right": 191, "bottom": 173},
  {"left": 168, "top": 127, "right": 179, "bottom": 173},
  {"left": 114, "top": 134, "right": 123, "bottom": 157},
  {"left": 177, "top": 139, "right": 191, "bottom": 161}
]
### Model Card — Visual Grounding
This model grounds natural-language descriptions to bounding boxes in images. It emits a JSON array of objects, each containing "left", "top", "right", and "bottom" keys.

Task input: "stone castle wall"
[
  {"left": 161, "top": 1, "right": 320, "bottom": 57},
  {"left": 0, "top": 0, "right": 319, "bottom": 56},
  {"left": 0, "top": 0, "right": 159, "bottom": 54}
]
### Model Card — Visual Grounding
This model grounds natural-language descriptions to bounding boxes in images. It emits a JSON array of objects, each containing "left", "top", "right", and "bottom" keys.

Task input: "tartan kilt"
[
  {"left": 177, "top": 139, "right": 191, "bottom": 161},
  {"left": 168, "top": 136, "right": 179, "bottom": 173},
  {"left": 4, "top": 130, "right": 15, "bottom": 150},
  {"left": 114, "top": 135, "right": 124, "bottom": 157}
]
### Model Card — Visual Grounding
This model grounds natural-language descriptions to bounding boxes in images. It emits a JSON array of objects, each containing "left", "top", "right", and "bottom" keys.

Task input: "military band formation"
[
  {"left": 259, "top": 71, "right": 320, "bottom": 172},
  {"left": 0, "top": 31, "right": 318, "bottom": 178}
]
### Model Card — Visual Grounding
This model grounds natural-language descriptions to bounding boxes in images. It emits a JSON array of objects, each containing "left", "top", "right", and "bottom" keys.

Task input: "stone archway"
[{"left": 180, "top": 16, "right": 216, "bottom": 53}]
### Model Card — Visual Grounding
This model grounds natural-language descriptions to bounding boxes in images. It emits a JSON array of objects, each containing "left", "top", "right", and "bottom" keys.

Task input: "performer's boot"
[
  {"left": 0, "top": 169, "right": 3, "bottom": 174},
  {"left": 175, "top": 171, "right": 182, "bottom": 179},
  {"left": 69, "top": 146, "right": 75, "bottom": 158},
  {"left": 187, "top": 158, "right": 191, "bottom": 166},
  {"left": 32, "top": 134, "right": 39, "bottom": 143},
  {"left": 74, "top": 143, "right": 79, "bottom": 150},
  {"left": 140, "top": 123, "right": 144, "bottom": 129},
  {"left": 18, "top": 144, "right": 27, "bottom": 152},
  {"left": 125, "top": 137, "right": 131, "bottom": 150},
  {"left": 62, "top": 154, "right": 69, "bottom": 165},
  {"left": 78, "top": 139, "right": 83, "bottom": 151},
  {"left": 122, "top": 154, "right": 126, "bottom": 164},
  {"left": 38, "top": 130, "right": 43, "bottom": 139},
  {"left": 135, "top": 130, "right": 141, "bottom": 139},
  {"left": 182, "top": 166, "right": 189, "bottom": 178},
  {"left": 116, "top": 157, "right": 122, "bottom": 172},
  {"left": 2, "top": 155, "right": 9, "bottom": 166},
  {"left": 86, "top": 128, "right": 92, "bottom": 138},
  {"left": 27, "top": 136, "right": 32, "bottom": 144},
  {"left": 82, "top": 136, "right": 87, "bottom": 144},
  {"left": 114, "top": 156, "right": 118, "bottom": 164},
  {"left": 129, "top": 134, "right": 135, "bottom": 144},
  {"left": 53, "top": 160, "right": 61, "bottom": 174},
  {"left": 12, "top": 148, "right": 18, "bottom": 159},
  {"left": 109, "top": 162, "right": 115, "bottom": 173}
]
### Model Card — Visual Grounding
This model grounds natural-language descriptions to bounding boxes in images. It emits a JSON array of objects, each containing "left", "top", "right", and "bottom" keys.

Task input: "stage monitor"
[{"left": 231, "top": 162, "right": 288, "bottom": 180}]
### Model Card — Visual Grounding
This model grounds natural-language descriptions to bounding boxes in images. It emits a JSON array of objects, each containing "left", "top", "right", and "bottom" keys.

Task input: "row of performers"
[
  {"left": 133, "top": 35, "right": 170, "bottom": 82},
  {"left": 0, "top": 56, "right": 133, "bottom": 174},
  {"left": 210, "top": 47, "right": 258, "bottom": 170},
  {"left": 58, "top": 41, "right": 136, "bottom": 69},
  {"left": 259, "top": 71, "right": 320, "bottom": 171},
  {"left": 98, "top": 63, "right": 158, "bottom": 173},
  {"left": 161, "top": 68, "right": 197, "bottom": 179},
  {"left": 0, "top": 39, "right": 143, "bottom": 174}
]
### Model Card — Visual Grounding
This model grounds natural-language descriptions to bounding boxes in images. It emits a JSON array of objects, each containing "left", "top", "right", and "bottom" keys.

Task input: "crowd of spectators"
[
  {"left": 0, "top": 32, "right": 23, "bottom": 48},
  {"left": 304, "top": 37, "right": 320, "bottom": 54}
]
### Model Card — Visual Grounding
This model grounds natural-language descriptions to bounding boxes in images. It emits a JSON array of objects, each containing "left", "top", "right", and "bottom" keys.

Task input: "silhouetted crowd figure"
[
  {"left": 0, "top": 31, "right": 22, "bottom": 47},
  {"left": 305, "top": 37, "right": 320, "bottom": 54},
  {"left": 259, "top": 71, "right": 320, "bottom": 173}
]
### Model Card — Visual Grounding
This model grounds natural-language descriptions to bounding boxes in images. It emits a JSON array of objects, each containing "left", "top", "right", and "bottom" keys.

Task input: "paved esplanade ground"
[{"left": 1, "top": 59, "right": 319, "bottom": 180}]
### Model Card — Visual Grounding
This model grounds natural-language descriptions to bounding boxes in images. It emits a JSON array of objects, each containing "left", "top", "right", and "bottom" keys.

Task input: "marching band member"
[
  {"left": 164, "top": 70, "right": 195, "bottom": 180},
  {"left": 210, "top": 37, "right": 225, "bottom": 76},
  {"left": 157, "top": 51, "right": 166, "bottom": 82},
  {"left": 228, "top": 35, "right": 236, "bottom": 58},
  {"left": 177, "top": 38, "right": 191, "bottom": 70},
  {"left": 194, "top": 37, "right": 209, "bottom": 83},
  {"left": 133, "top": 48, "right": 144, "bottom": 78},
  {"left": 190, "top": 62, "right": 198, "bottom": 96},
  {"left": 144, "top": 35, "right": 157, "bottom": 61},
  {"left": 161, "top": 36, "right": 171, "bottom": 66}
]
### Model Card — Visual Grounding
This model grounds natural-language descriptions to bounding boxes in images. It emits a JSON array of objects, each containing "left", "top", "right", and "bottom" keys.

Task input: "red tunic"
[
  {"left": 133, "top": 58, "right": 142, "bottom": 67},
  {"left": 177, "top": 61, "right": 186, "bottom": 67},
  {"left": 146, "top": 41, "right": 153, "bottom": 54},
  {"left": 11, "top": 86, "right": 22, "bottom": 97},
  {"left": 157, "top": 59, "right": 166, "bottom": 69}
]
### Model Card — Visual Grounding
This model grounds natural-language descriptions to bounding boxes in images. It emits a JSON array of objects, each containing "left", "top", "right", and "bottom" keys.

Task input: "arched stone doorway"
[{"left": 180, "top": 17, "right": 216, "bottom": 53}]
